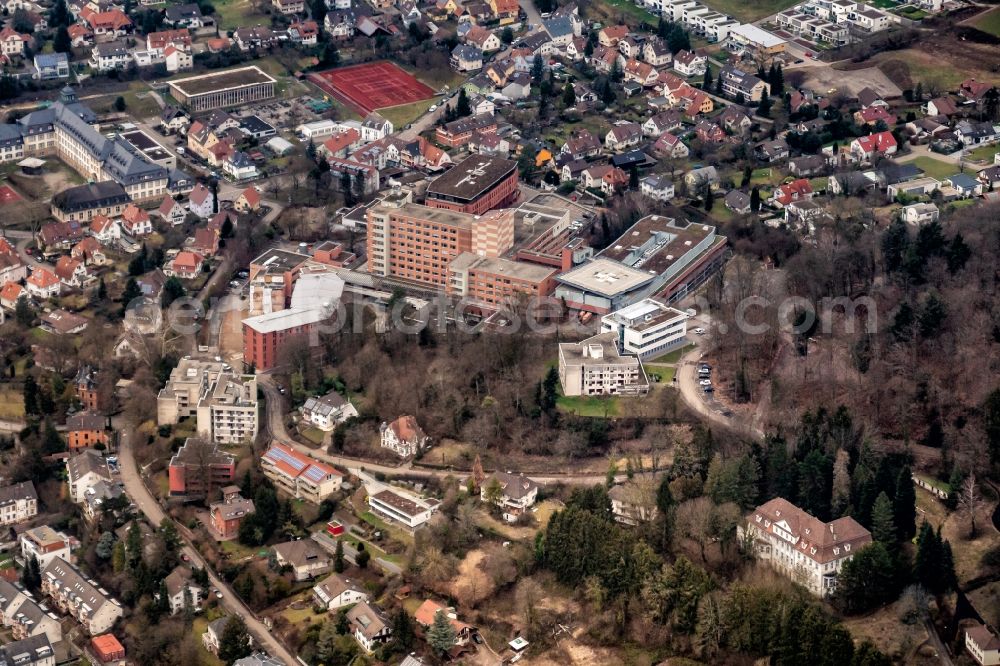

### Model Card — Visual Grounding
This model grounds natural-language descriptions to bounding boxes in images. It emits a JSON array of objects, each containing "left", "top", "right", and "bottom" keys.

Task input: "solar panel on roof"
[
  {"left": 303, "top": 466, "right": 328, "bottom": 482},
  {"left": 264, "top": 446, "right": 307, "bottom": 471}
]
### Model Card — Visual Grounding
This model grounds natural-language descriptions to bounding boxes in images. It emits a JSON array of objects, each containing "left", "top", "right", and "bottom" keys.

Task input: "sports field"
[
  {"left": 308, "top": 62, "right": 436, "bottom": 115},
  {"left": 0, "top": 184, "right": 22, "bottom": 205}
]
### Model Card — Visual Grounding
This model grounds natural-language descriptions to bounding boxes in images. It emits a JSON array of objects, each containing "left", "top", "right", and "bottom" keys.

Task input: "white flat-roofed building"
[
  {"left": 726, "top": 23, "right": 787, "bottom": 55},
  {"left": 558, "top": 331, "right": 649, "bottom": 397},
  {"left": 367, "top": 487, "right": 439, "bottom": 529},
  {"left": 40, "top": 557, "right": 123, "bottom": 635},
  {"left": 168, "top": 66, "right": 276, "bottom": 111},
  {"left": 601, "top": 298, "right": 688, "bottom": 359},
  {"left": 20, "top": 527, "right": 72, "bottom": 569}
]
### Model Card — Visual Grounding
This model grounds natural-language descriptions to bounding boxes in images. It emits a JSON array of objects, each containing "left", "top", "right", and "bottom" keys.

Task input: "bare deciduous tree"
[{"left": 958, "top": 473, "right": 983, "bottom": 539}]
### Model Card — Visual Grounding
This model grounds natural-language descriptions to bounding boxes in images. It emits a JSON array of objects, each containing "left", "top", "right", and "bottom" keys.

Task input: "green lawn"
[
  {"left": 911, "top": 156, "right": 966, "bottom": 180},
  {"left": 556, "top": 394, "right": 623, "bottom": 417},
  {"left": 966, "top": 143, "right": 999, "bottom": 163},
  {"left": 359, "top": 511, "right": 388, "bottom": 530},
  {"left": 892, "top": 5, "right": 927, "bottom": 19},
  {"left": 220, "top": 540, "right": 259, "bottom": 560},
  {"left": 599, "top": 0, "right": 660, "bottom": 25},
  {"left": 379, "top": 98, "right": 436, "bottom": 129},
  {"left": 972, "top": 5, "right": 1000, "bottom": 38},
  {"left": 869, "top": 0, "right": 897, "bottom": 7},
  {"left": 213, "top": 0, "right": 269, "bottom": 31},
  {"left": 701, "top": 0, "right": 800, "bottom": 22},
  {"left": 645, "top": 365, "right": 676, "bottom": 383},
  {"left": 649, "top": 343, "right": 695, "bottom": 364},
  {"left": 121, "top": 82, "right": 162, "bottom": 120},
  {"left": 300, "top": 426, "right": 325, "bottom": 445},
  {"left": 0, "top": 390, "right": 24, "bottom": 421}
]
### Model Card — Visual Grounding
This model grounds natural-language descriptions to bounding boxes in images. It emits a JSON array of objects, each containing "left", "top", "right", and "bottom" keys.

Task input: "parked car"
[
  {"left": 694, "top": 327, "right": 706, "bottom": 335},
  {"left": 699, "top": 379, "right": 712, "bottom": 387}
]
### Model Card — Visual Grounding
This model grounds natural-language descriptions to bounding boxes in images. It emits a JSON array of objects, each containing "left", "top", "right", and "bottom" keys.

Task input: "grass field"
[
  {"left": 966, "top": 143, "right": 999, "bottom": 163},
  {"left": 876, "top": 51, "right": 967, "bottom": 91},
  {"left": 701, "top": 0, "right": 800, "bottom": 23},
  {"left": 911, "top": 156, "right": 965, "bottom": 180},
  {"left": 645, "top": 365, "right": 677, "bottom": 383},
  {"left": 971, "top": 5, "right": 1000, "bottom": 38},
  {"left": 869, "top": 0, "right": 897, "bottom": 7},
  {"left": 599, "top": 0, "right": 660, "bottom": 25},
  {"left": 214, "top": 0, "right": 269, "bottom": 31},
  {"left": 299, "top": 426, "right": 325, "bottom": 445},
  {"left": 379, "top": 98, "right": 436, "bottom": 129},
  {"left": 0, "top": 390, "right": 24, "bottom": 421},
  {"left": 649, "top": 343, "right": 695, "bottom": 364},
  {"left": 556, "top": 394, "right": 623, "bottom": 417}
]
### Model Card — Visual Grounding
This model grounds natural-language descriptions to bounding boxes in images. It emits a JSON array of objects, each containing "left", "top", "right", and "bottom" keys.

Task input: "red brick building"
[
  {"left": 425, "top": 156, "right": 519, "bottom": 216},
  {"left": 167, "top": 438, "right": 236, "bottom": 496},
  {"left": 242, "top": 307, "right": 328, "bottom": 371},
  {"left": 209, "top": 492, "right": 255, "bottom": 539}
]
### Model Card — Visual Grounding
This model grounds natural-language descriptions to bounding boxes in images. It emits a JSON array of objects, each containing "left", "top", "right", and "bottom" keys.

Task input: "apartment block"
[
  {"left": 600, "top": 298, "right": 688, "bottom": 359},
  {"left": 366, "top": 198, "right": 514, "bottom": 288},
  {"left": 41, "top": 557, "right": 124, "bottom": 635},
  {"left": 0, "top": 579, "right": 63, "bottom": 644},
  {"left": 261, "top": 443, "right": 342, "bottom": 504},
  {"left": 558, "top": 331, "right": 649, "bottom": 397},
  {"left": 157, "top": 358, "right": 258, "bottom": 445}
]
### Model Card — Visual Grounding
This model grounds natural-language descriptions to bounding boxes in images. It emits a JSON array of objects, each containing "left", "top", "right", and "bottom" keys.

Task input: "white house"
[
  {"left": 901, "top": 202, "right": 939, "bottom": 225},
  {"left": 480, "top": 472, "right": 538, "bottom": 521},
  {"left": 20, "top": 526, "right": 72, "bottom": 569},
  {"left": 744, "top": 497, "right": 871, "bottom": 596},
  {"left": 157, "top": 196, "right": 187, "bottom": 225},
  {"left": 164, "top": 567, "right": 203, "bottom": 615},
  {"left": 380, "top": 415, "right": 429, "bottom": 458},
  {"left": 360, "top": 112, "right": 393, "bottom": 143},
  {"left": 301, "top": 391, "right": 358, "bottom": 431},
  {"left": 188, "top": 183, "right": 215, "bottom": 218},
  {"left": 271, "top": 540, "right": 332, "bottom": 581},
  {"left": 640, "top": 174, "right": 675, "bottom": 202},
  {"left": 312, "top": 574, "right": 369, "bottom": 610},
  {"left": 0, "top": 481, "right": 38, "bottom": 526},
  {"left": 347, "top": 602, "right": 392, "bottom": 653},
  {"left": 965, "top": 623, "right": 1000, "bottom": 666}
]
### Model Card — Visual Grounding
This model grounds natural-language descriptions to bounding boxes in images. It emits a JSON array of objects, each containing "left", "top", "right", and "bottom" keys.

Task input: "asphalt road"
[{"left": 117, "top": 427, "right": 299, "bottom": 666}]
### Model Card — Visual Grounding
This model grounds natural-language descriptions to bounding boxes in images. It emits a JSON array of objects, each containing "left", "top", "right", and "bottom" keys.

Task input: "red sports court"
[
  {"left": 0, "top": 185, "right": 22, "bottom": 205},
  {"left": 308, "top": 61, "right": 436, "bottom": 115}
]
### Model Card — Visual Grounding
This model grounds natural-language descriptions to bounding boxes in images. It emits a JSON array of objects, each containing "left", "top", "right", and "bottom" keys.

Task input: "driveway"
[
  {"left": 117, "top": 427, "right": 299, "bottom": 666},
  {"left": 257, "top": 374, "right": 633, "bottom": 485}
]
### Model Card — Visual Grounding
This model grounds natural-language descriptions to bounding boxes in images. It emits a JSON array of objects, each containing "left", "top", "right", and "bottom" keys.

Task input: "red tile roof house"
[
  {"left": 120, "top": 204, "right": 152, "bottom": 236},
  {"left": 695, "top": 120, "right": 725, "bottom": 144},
  {"left": 853, "top": 106, "right": 896, "bottom": 127},
  {"left": 380, "top": 415, "right": 430, "bottom": 458},
  {"left": 414, "top": 599, "right": 478, "bottom": 647},
  {"left": 771, "top": 178, "right": 814, "bottom": 208},
  {"left": 89, "top": 215, "right": 120, "bottom": 244},
  {"left": 191, "top": 227, "right": 219, "bottom": 257},
  {"left": 71, "top": 237, "right": 109, "bottom": 266},
  {"left": 209, "top": 494, "right": 255, "bottom": 539},
  {"left": 55, "top": 255, "right": 88, "bottom": 288},
  {"left": 850, "top": 130, "right": 897, "bottom": 162},
  {"left": 165, "top": 250, "right": 204, "bottom": 279},
  {"left": 0, "top": 282, "right": 24, "bottom": 310},
  {"left": 157, "top": 196, "right": 187, "bottom": 226},
  {"left": 26, "top": 267, "right": 61, "bottom": 299},
  {"left": 235, "top": 187, "right": 261, "bottom": 212},
  {"left": 79, "top": 7, "right": 133, "bottom": 41}
]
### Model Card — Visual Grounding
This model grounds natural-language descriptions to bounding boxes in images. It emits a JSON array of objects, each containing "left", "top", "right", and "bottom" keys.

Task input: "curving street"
[{"left": 117, "top": 427, "right": 299, "bottom": 666}]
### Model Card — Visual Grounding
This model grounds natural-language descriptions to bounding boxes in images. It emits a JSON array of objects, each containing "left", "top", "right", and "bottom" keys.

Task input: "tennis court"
[{"left": 308, "top": 62, "right": 436, "bottom": 115}]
